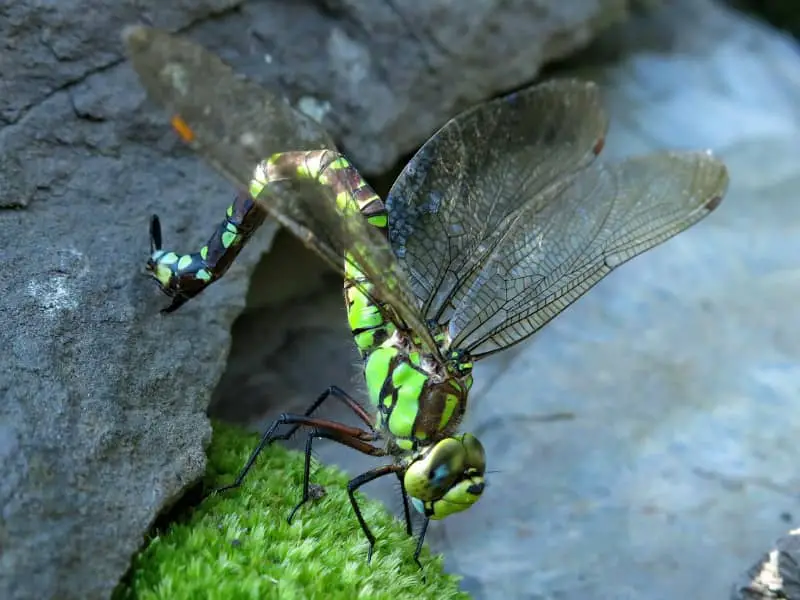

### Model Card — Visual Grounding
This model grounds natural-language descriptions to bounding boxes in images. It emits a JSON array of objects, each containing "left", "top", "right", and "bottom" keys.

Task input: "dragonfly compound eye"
[
  {"left": 457, "top": 432, "right": 486, "bottom": 473},
  {"left": 404, "top": 434, "right": 487, "bottom": 519}
]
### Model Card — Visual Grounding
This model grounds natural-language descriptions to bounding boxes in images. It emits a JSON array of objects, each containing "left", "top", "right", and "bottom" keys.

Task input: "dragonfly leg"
[
  {"left": 413, "top": 517, "right": 430, "bottom": 570},
  {"left": 208, "top": 413, "right": 378, "bottom": 498},
  {"left": 288, "top": 385, "right": 377, "bottom": 434},
  {"left": 288, "top": 425, "right": 386, "bottom": 523},
  {"left": 346, "top": 464, "right": 404, "bottom": 563},
  {"left": 206, "top": 386, "right": 374, "bottom": 498},
  {"left": 395, "top": 470, "right": 413, "bottom": 537}
]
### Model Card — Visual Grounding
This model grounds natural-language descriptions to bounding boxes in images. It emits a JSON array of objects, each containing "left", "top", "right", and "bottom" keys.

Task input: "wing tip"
[
  {"left": 704, "top": 193, "right": 724, "bottom": 213},
  {"left": 543, "top": 77, "right": 599, "bottom": 91},
  {"left": 697, "top": 149, "right": 730, "bottom": 213},
  {"left": 121, "top": 24, "right": 150, "bottom": 50}
]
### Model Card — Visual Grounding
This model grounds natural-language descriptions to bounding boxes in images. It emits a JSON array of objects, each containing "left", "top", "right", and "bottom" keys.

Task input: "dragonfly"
[{"left": 123, "top": 25, "right": 729, "bottom": 568}]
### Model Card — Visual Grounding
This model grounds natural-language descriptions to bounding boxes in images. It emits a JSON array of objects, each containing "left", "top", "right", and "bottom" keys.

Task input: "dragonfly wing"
[
  {"left": 256, "top": 169, "right": 439, "bottom": 352},
  {"left": 386, "top": 79, "right": 608, "bottom": 326},
  {"left": 449, "top": 151, "right": 729, "bottom": 358},
  {"left": 123, "top": 26, "right": 439, "bottom": 353},
  {"left": 123, "top": 25, "right": 335, "bottom": 186}
]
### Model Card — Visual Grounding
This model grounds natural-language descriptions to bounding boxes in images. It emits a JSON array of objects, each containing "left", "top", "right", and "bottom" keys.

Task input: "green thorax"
[{"left": 363, "top": 332, "right": 474, "bottom": 451}]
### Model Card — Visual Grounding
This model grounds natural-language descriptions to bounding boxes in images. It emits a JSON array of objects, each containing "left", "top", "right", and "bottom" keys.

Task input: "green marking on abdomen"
[
  {"left": 365, "top": 347, "right": 396, "bottom": 408},
  {"left": 344, "top": 252, "right": 367, "bottom": 280},
  {"left": 148, "top": 189, "right": 266, "bottom": 310},
  {"left": 221, "top": 230, "right": 238, "bottom": 248},
  {"left": 367, "top": 214, "right": 388, "bottom": 228},
  {"left": 346, "top": 283, "right": 386, "bottom": 350},
  {"left": 259, "top": 150, "right": 392, "bottom": 357}
]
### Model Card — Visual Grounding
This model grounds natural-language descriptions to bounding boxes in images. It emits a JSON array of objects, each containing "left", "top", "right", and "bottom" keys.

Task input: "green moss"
[{"left": 116, "top": 421, "right": 471, "bottom": 600}]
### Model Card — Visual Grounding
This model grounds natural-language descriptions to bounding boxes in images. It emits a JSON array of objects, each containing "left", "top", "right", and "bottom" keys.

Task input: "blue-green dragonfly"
[{"left": 124, "top": 25, "right": 729, "bottom": 568}]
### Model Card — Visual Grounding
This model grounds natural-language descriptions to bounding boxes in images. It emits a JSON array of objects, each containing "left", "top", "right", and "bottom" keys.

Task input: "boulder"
[
  {"left": 0, "top": 1, "right": 631, "bottom": 598},
  {"left": 221, "top": 0, "right": 800, "bottom": 598}
]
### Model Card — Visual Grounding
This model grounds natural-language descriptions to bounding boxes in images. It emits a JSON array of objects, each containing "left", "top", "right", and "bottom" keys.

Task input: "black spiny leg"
[
  {"left": 288, "top": 426, "right": 386, "bottom": 523},
  {"left": 413, "top": 517, "right": 430, "bottom": 570},
  {"left": 395, "top": 471, "right": 413, "bottom": 537},
  {"left": 207, "top": 386, "right": 377, "bottom": 497},
  {"left": 208, "top": 413, "right": 380, "bottom": 499},
  {"left": 346, "top": 464, "right": 405, "bottom": 563}
]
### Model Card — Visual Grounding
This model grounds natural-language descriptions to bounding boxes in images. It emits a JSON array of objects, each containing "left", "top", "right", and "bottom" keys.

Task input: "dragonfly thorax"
[
  {"left": 364, "top": 331, "right": 474, "bottom": 448},
  {"left": 362, "top": 333, "right": 485, "bottom": 519}
]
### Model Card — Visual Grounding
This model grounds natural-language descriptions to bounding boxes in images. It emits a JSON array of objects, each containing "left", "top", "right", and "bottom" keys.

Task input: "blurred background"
[{"left": 2, "top": 1, "right": 800, "bottom": 598}]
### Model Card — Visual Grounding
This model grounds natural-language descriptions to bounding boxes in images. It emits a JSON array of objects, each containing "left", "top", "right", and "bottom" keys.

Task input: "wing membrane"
[
  {"left": 450, "top": 151, "right": 729, "bottom": 357},
  {"left": 123, "top": 26, "right": 335, "bottom": 184},
  {"left": 386, "top": 79, "right": 608, "bottom": 326},
  {"left": 257, "top": 164, "right": 438, "bottom": 352},
  {"left": 123, "top": 26, "right": 439, "bottom": 353}
]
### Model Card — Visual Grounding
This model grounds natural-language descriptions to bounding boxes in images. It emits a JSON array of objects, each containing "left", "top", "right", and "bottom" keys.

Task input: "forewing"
[
  {"left": 386, "top": 79, "right": 608, "bottom": 325},
  {"left": 255, "top": 161, "right": 440, "bottom": 353},
  {"left": 449, "top": 151, "right": 729, "bottom": 358},
  {"left": 123, "top": 26, "right": 438, "bottom": 351},
  {"left": 123, "top": 26, "right": 335, "bottom": 186}
]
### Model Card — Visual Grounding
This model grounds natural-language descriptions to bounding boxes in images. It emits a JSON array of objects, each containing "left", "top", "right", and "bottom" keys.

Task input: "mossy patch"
[{"left": 115, "top": 421, "right": 471, "bottom": 600}]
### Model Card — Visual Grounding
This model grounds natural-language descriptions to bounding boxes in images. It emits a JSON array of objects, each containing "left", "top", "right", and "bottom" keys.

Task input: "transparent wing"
[
  {"left": 449, "top": 151, "right": 729, "bottom": 358},
  {"left": 257, "top": 163, "right": 440, "bottom": 353},
  {"left": 123, "top": 26, "right": 440, "bottom": 354},
  {"left": 386, "top": 79, "right": 608, "bottom": 326},
  {"left": 123, "top": 26, "right": 335, "bottom": 175}
]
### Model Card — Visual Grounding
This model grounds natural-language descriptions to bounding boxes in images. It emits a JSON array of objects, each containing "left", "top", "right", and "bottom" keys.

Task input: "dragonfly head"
[{"left": 404, "top": 432, "right": 486, "bottom": 520}]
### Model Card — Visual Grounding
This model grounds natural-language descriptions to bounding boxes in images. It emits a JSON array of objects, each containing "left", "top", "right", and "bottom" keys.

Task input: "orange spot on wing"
[
  {"left": 170, "top": 115, "right": 195, "bottom": 142},
  {"left": 593, "top": 135, "right": 605, "bottom": 156}
]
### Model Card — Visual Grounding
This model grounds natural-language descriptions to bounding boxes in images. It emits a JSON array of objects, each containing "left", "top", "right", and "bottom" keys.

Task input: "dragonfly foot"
[
  {"left": 287, "top": 499, "right": 307, "bottom": 524},
  {"left": 202, "top": 482, "right": 238, "bottom": 502},
  {"left": 366, "top": 541, "right": 376, "bottom": 564}
]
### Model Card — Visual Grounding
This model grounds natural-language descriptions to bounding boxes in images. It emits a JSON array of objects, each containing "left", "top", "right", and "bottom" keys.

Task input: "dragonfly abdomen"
[
  {"left": 344, "top": 267, "right": 396, "bottom": 356},
  {"left": 263, "top": 150, "right": 396, "bottom": 357},
  {"left": 146, "top": 191, "right": 266, "bottom": 311}
]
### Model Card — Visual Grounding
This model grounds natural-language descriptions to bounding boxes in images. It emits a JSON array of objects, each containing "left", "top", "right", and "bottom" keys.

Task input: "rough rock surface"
[
  {"left": 1, "top": 0, "right": 632, "bottom": 177},
  {"left": 0, "top": 1, "right": 629, "bottom": 599},
  {"left": 215, "top": 0, "right": 800, "bottom": 599},
  {"left": 732, "top": 528, "right": 800, "bottom": 599}
]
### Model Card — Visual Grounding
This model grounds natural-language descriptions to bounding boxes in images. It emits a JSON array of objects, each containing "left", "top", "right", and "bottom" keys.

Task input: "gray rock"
[
  {"left": 732, "top": 528, "right": 800, "bottom": 599},
  {"left": 440, "top": 2, "right": 800, "bottom": 598},
  {"left": 0, "top": 65, "right": 268, "bottom": 600},
  {"left": 0, "top": 1, "right": 628, "bottom": 599},
  {"left": 0, "top": 0, "right": 242, "bottom": 128},
  {"left": 219, "top": 0, "right": 800, "bottom": 599},
  {"left": 2, "top": 0, "right": 632, "bottom": 176}
]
